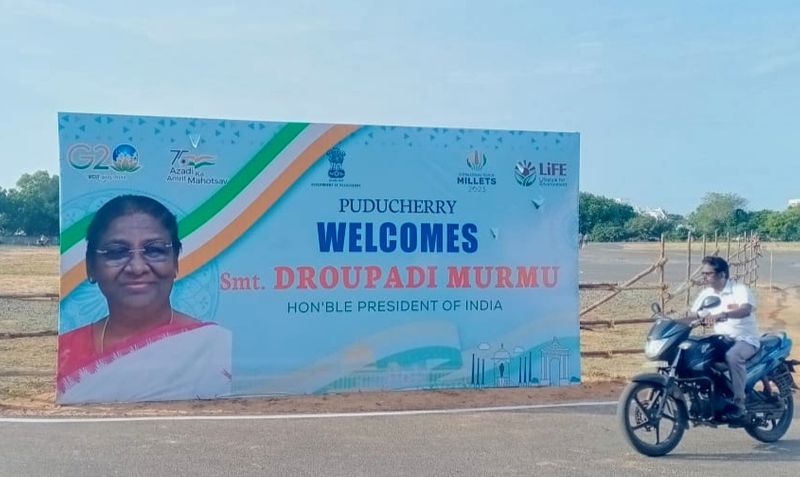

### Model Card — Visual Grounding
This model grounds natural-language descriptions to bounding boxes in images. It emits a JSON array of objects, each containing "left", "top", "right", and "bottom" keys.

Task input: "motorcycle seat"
[
  {"left": 711, "top": 333, "right": 786, "bottom": 371},
  {"left": 745, "top": 333, "right": 786, "bottom": 365},
  {"left": 759, "top": 332, "right": 785, "bottom": 349}
]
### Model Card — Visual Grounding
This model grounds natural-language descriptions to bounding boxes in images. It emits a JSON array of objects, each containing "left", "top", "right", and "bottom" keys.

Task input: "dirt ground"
[{"left": 1, "top": 245, "right": 798, "bottom": 417}]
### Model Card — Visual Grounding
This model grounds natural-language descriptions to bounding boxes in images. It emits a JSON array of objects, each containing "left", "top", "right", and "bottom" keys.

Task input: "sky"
[{"left": 1, "top": 0, "right": 798, "bottom": 215}]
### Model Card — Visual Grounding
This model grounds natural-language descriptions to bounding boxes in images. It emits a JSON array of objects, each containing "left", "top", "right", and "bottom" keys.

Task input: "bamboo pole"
[
  {"left": 579, "top": 259, "right": 664, "bottom": 317},
  {"left": 770, "top": 250, "right": 774, "bottom": 291},
  {"left": 745, "top": 231, "right": 751, "bottom": 284},
  {"left": 0, "top": 330, "right": 57, "bottom": 340},
  {"left": 660, "top": 234, "right": 666, "bottom": 312},
  {"left": 579, "top": 283, "right": 666, "bottom": 291},
  {"left": 714, "top": 230, "right": 719, "bottom": 256},
  {"left": 0, "top": 293, "right": 59, "bottom": 300},
  {"left": 727, "top": 232, "right": 731, "bottom": 260},
  {"left": 686, "top": 233, "right": 693, "bottom": 307},
  {"left": 580, "top": 317, "right": 661, "bottom": 327},
  {"left": 581, "top": 349, "right": 644, "bottom": 358},
  {"left": 702, "top": 234, "right": 707, "bottom": 258}
]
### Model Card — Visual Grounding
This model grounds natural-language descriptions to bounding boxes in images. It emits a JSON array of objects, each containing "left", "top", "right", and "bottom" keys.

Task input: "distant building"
[
  {"left": 616, "top": 198, "right": 670, "bottom": 219},
  {"left": 637, "top": 207, "right": 668, "bottom": 220},
  {"left": 789, "top": 199, "right": 800, "bottom": 208}
]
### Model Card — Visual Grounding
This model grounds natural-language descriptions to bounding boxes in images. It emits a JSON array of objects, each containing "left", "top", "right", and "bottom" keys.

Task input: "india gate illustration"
[
  {"left": 470, "top": 337, "right": 572, "bottom": 387},
  {"left": 539, "top": 337, "right": 571, "bottom": 386}
]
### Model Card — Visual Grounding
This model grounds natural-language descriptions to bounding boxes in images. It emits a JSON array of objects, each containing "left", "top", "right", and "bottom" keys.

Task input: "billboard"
[{"left": 57, "top": 113, "right": 580, "bottom": 403}]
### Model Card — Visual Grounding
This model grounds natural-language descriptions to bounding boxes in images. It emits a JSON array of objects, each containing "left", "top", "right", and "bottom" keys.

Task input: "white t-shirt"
[{"left": 691, "top": 280, "right": 760, "bottom": 348}]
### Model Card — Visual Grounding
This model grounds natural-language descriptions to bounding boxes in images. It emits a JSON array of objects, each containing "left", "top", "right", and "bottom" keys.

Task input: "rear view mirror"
[{"left": 699, "top": 296, "right": 721, "bottom": 310}]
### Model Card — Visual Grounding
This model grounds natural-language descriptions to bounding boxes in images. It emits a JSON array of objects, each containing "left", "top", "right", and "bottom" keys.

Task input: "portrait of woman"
[{"left": 57, "top": 194, "right": 232, "bottom": 403}]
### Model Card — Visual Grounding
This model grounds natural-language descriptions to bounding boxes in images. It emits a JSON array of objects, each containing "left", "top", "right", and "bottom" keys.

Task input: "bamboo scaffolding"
[
  {"left": 580, "top": 232, "right": 762, "bottom": 357},
  {"left": 0, "top": 293, "right": 59, "bottom": 300},
  {"left": 579, "top": 258, "right": 666, "bottom": 319}
]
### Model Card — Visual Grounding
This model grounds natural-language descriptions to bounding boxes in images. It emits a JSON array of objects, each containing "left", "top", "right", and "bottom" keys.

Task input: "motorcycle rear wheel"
[
  {"left": 618, "top": 381, "right": 687, "bottom": 457},
  {"left": 744, "top": 375, "right": 795, "bottom": 443}
]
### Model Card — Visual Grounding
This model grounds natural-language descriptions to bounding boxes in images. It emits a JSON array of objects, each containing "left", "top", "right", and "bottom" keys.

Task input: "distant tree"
[
  {"left": 579, "top": 192, "right": 636, "bottom": 240},
  {"left": 745, "top": 209, "right": 780, "bottom": 239},
  {"left": 625, "top": 214, "right": 684, "bottom": 241},
  {"left": 6, "top": 171, "right": 59, "bottom": 236},
  {"left": 763, "top": 207, "right": 800, "bottom": 241},
  {"left": 589, "top": 223, "right": 628, "bottom": 241},
  {"left": 687, "top": 193, "right": 748, "bottom": 236},
  {"left": 624, "top": 215, "right": 659, "bottom": 241},
  {"left": 0, "top": 187, "right": 8, "bottom": 233},
  {"left": 664, "top": 214, "right": 690, "bottom": 241}
]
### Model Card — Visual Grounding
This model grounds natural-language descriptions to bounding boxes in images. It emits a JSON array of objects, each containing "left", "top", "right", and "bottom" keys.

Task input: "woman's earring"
[{"left": 88, "top": 277, "right": 96, "bottom": 284}]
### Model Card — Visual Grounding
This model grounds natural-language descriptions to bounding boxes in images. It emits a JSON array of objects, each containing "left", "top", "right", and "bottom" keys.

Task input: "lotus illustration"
[{"left": 110, "top": 144, "right": 140, "bottom": 172}]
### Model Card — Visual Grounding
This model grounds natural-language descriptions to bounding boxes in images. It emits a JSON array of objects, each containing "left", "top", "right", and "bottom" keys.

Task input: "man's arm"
[{"left": 717, "top": 303, "right": 753, "bottom": 321}]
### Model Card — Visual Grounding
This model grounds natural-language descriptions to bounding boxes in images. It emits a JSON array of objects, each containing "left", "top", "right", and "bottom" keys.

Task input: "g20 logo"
[{"left": 66, "top": 143, "right": 141, "bottom": 172}]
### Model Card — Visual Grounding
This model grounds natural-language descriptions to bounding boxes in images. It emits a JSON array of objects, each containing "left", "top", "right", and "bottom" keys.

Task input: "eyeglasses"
[{"left": 95, "top": 242, "right": 174, "bottom": 266}]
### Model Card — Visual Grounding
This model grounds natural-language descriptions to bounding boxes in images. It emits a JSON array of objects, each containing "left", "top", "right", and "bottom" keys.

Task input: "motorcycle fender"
[
  {"left": 631, "top": 373, "right": 686, "bottom": 402},
  {"left": 631, "top": 373, "right": 669, "bottom": 387}
]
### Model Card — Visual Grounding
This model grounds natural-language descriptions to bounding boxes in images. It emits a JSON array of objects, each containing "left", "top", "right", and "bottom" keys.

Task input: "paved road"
[
  {"left": 580, "top": 243, "right": 800, "bottom": 286},
  {"left": 2, "top": 405, "right": 798, "bottom": 476}
]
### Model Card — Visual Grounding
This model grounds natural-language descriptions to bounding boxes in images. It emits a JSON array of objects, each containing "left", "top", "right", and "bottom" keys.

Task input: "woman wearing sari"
[{"left": 57, "top": 195, "right": 232, "bottom": 403}]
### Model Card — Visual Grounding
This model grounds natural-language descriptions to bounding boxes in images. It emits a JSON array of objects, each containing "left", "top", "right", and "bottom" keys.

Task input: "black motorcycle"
[{"left": 618, "top": 296, "right": 798, "bottom": 456}]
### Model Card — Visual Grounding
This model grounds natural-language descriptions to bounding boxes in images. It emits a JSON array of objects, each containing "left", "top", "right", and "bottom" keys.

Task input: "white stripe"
[
  {"left": 0, "top": 400, "right": 616, "bottom": 424},
  {"left": 61, "top": 240, "right": 86, "bottom": 274},
  {"left": 181, "top": 124, "right": 333, "bottom": 254}
]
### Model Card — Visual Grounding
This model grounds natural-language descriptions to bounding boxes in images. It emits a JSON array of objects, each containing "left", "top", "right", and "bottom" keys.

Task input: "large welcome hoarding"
[{"left": 57, "top": 112, "right": 580, "bottom": 403}]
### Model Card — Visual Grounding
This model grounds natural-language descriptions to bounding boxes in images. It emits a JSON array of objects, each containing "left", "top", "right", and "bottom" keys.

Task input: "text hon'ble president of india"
[{"left": 57, "top": 194, "right": 232, "bottom": 403}]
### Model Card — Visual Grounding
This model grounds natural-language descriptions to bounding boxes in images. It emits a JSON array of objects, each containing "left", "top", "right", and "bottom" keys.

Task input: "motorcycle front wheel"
[{"left": 618, "top": 381, "right": 687, "bottom": 457}]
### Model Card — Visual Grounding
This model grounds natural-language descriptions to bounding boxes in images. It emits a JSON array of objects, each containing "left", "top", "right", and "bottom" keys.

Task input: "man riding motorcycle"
[{"left": 684, "top": 256, "right": 759, "bottom": 419}]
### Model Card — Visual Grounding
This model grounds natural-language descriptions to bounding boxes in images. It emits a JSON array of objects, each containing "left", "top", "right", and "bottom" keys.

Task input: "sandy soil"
[
  {"left": 1, "top": 245, "right": 798, "bottom": 417},
  {"left": 0, "top": 381, "right": 630, "bottom": 417},
  {"left": 2, "top": 287, "right": 796, "bottom": 417}
]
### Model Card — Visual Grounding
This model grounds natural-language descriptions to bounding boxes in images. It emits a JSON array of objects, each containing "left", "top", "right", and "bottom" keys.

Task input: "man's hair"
[{"left": 701, "top": 255, "right": 729, "bottom": 279}]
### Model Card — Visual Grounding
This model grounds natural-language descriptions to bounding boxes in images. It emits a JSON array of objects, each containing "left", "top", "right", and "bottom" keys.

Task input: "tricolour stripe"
[
  {"left": 178, "top": 124, "right": 359, "bottom": 278},
  {"left": 59, "top": 123, "right": 307, "bottom": 258},
  {"left": 60, "top": 124, "right": 359, "bottom": 296}
]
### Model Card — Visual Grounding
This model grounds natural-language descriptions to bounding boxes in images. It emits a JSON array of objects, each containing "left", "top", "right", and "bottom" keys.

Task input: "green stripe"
[
  {"left": 59, "top": 123, "right": 308, "bottom": 254},
  {"left": 177, "top": 122, "right": 307, "bottom": 238},
  {"left": 60, "top": 214, "right": 94, "bottom": 254}
]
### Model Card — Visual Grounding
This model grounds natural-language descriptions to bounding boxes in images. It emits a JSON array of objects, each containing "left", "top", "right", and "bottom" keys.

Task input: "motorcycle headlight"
[{"left": 645, "top": 338, "right": 670, "bottom": 359}]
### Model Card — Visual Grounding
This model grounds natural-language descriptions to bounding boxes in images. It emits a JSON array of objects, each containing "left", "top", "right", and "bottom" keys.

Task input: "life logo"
[
  {"left": 67, "top": 143, "right": 141, "bottom": 173},
  {"left": 514, "top": 160, "right": 536, "bottom": 187},
  {"left": 514, "top": 161, "right": 568, "bottom": 188}
]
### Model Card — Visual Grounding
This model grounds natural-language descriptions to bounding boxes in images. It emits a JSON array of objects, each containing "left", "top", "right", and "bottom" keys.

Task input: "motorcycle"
[{"left": 618, "top": 296, "right": 798, "bottom": 457}]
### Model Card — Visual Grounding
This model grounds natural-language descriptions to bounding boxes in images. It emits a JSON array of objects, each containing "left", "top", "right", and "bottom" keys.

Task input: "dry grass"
[
  {"left": 0, "top": 246, "right": 59, "bottom": 402},
  {"left": 0, "top": 336, "right": 55, "bottom": 401},
  {"left": 0, "top": 336, "right": 56, "bottom": 370},
  {"left": 0, "top": 245, "right": 59, "bottom": 295}
]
